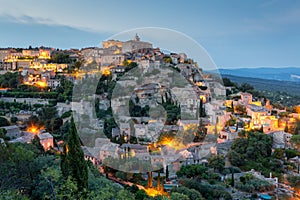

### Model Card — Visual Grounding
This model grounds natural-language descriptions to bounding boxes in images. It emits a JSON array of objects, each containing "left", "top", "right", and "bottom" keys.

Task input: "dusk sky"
[{"left": 0, "top": 0, "right": 300, "bottom": 68}]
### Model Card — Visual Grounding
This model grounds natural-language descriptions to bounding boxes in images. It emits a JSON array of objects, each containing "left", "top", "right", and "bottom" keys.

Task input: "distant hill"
[
  {"left": 215, "top": 67, "right": 300, "bottom": 82},
  {"left": 221, "top": 74, "right": 300, "bottom": 96}
]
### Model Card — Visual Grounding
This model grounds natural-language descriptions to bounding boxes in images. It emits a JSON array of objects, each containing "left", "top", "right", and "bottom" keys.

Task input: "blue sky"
[{"left": 0, "top": 0, "right": 300, "bottom": 68}]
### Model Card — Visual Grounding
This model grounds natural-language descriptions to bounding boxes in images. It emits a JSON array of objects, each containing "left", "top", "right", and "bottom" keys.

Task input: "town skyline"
[{"left": 1, "top": 0, "right": 300, "bottom": 68}]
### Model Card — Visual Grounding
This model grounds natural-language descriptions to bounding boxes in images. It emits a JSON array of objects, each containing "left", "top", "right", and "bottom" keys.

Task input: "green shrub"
[
  {"left": 287, "top": 175, "right": 300, "bottom": 187},
  {"left": 61, "top": 110, "right": 72, "bottom": 118}
]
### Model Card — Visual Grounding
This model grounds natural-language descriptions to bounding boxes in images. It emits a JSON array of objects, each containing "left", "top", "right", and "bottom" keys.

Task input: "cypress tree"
[
  {"left": 61, "top": 116, "right": 88, "bottom": 191},
  {"left": 260, "top": 125, "right": 264, "bottom": 133},
  {"left": 166, "top": 165, "right": 169, "bottom": 180},
  {"left": 199, "top": 98, "right": 203, "bottom": 117},
  {"left": 284, "top": 125, "right": 289, "bottom": 133}
]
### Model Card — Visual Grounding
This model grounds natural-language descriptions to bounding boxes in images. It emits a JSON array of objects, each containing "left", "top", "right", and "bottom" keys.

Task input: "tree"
[
  {"left": 235, "top": 104, "right": 246, "bottom": 116},
  {"left": 166, "top": 165, "right": 169, "bottom": 180},
  {"left": 57, "top": 176, "right": 78, "bottom": 199},
  {"left": 273, "top": 148, "right": 284, "bottom": 159},
  {"left": 228, "top": 150, "right": 244, "bottom": 166},
  {"left": 103, "top": 117, "right": 117, "bottom": 138},
  {"left": 116, "top": 189, "right": 135, "bottom": 200},
  {"left": 0, "top": 72, "right": 20, "bottom": 88},
  {"left": 208, "top": 155, "right": 225, "bottom": 172},
  {"left": 294, "top": 119, "right": 300, "bottom": 135},
  {"left": 49, "top": 117, "right": 63, "bottom": 132},
  {"left": 239, "top": 83, "right": 254, "bottom": 92},
  {"left": 176, "top": 164, "right": 208, "bottom": 179},
  {"left": 180, "top": 179, "right": 232, "bottom": 200},
  {"left": 0, "top": 128, "right": 7, "bottom": 139},
  {"left": 285, "top": 125, "right": 289, "bottom": 133},
  {"left": 0, "top": 190, "right": 29, "bottom": 200},
  {"left": 163, "top": 57, "right": 172, "bottom": 64},
  {"left": 74, "top": 61, "right": 82, "bottom": 71},
  {"left": 51, "top": 53, "right": 73, "bottom": 64},
  {"left": 285, "top": 149, "right": 299, "bottom": 160},
  {"left": 259, "top": 125, "right": 264, "bottom": 133},
  {"left": 171, "top": 186, "right": 204, "bottom": 200},
  {"left": 10, "top": 117, "right": 18, "bottom": 124},
  {"left": 0, "top": 117, "right": 10, "bottom": 127},
  {"left": 37, "top": 106, "right": 59, "bottom": 131},
  {"left": 287, "top": 175, "right": 300, "bottom": 187},
  {"left": 199, "top": 98, "right": 206, "bottom": 118},
  {"left": 170, "top": 192, "right": 189, "bottom": 200},
  {"left": 291, "top": 135, "right": 300, "bottom": 150},
  {"left": 135, "top": 190, "right": 148, "bottom": 200},
  {"left": 61, "top": 116, "right": 88, "bottom": 191},
  {"left": 222, "top": 78, "right": 237, "bottom": 87},
  {"left": 228, "top": 131, "right": 279, "bottom": 178},
  {"left": 0, "top": 143, "right": 45, "bottom": 194}
]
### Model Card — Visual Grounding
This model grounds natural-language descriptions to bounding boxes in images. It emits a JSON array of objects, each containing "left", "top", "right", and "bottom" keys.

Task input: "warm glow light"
[
  {"left": 200, "top": 95, "right": 206, "bottom": 103},
  {"left": 23, "top": 80, "right": 47, "bottom": 88},
  {"left": 251, "top": 101, "right": 262, "bottom": 106},
  {"left": 38, "top": 51, "right": 51, "bottom": 59},
  {"left": 27, "top": 125, "right": 44, "bottom": 135},
  {"left": 144, "top": 188, "right": 168, "bottom": 197},
  {"left": 158, "top": 136, "right": 185, "bottom": 150},
  {"left": 159, "top": 137, "right": 173, "bottom": 146},
  {"left": 103, "top": 68, "right": 111, "bottom": 76},
  {"left": 36, "top": 81, "right": 47, "bottom": 88},
  {"left": 195, "top": 82, "right": 203, "bottom": 86},
  {"left": 66, "top": 145, "right": 69, "bottom": 154}
]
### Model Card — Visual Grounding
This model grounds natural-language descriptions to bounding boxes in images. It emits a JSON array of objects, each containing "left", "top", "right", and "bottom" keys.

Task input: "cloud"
[
  {"left": 0, "top": 0, "right": 127, "bottom": 34},
  {"left": 258, "top": 0, "right": 279, "bottom": 8},
  {"left": 240, "top": 7, "right": 300, "bottom": 36},
  {"left": 275, "top": 8, "right": 300, "bottom": 24},
  {"left": 3, "top": 14, "right": 56, "bottom": 25}
]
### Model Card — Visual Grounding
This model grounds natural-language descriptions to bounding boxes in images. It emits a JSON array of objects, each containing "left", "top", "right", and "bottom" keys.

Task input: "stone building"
[{"left": 122, "top": 34, "right": 153, "bottom": 53}]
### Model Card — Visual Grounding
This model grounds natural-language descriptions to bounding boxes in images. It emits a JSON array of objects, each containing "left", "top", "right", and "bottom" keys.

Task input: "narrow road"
[{"left": 98, "top": 166, "right": 145, "bottom": 190}]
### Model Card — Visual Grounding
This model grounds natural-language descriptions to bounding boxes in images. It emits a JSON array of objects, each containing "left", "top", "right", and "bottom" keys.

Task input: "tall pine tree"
[{"left": 61, "top": 116, "right": 88, "bottom": 191}]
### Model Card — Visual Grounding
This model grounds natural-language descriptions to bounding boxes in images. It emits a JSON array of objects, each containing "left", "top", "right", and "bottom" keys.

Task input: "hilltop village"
[{"left": 1, "top": 35, "right": 300, "bottom": 199}]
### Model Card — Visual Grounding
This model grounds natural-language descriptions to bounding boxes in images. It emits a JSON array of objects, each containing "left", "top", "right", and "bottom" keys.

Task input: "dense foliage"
[
  {"left": 61, "top": 117, "right": 88, "bottom": 191},
  {"left": 0, "top": 73, "right": 74, "bottom": 102},
  {"left": 160, "top": 93, "right": 181, "bottom": 125},
  {"left": 0, "top": 72, "right": 21, "bottom": 88},
  {"left": 50, "top": 53, "right": 75, "bottom": 64},
  {"left": 0, "top": 119, "right": 143, "bottom": 200},
  {"left": 235, "top": 174, "right": 273, "bottom": 193},
  {"left": 181, "top": 179, "right": 232, "bottom": 200},
  {"left": 228, "top": 131, "right": 284, "bottom": 177},
  {"left": 0, "top": 117, "right": 10, "bottom": 127},
  {"left": 223, "top": 75, "right": 300, "bottom": 107}
]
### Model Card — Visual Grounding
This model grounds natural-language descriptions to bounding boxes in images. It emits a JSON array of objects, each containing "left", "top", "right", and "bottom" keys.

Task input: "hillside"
[
  {"left": 217, "top": 67, "right": 300, "bottom": 82},
  {"left": 221, "top": 74, "right": 300, "bottom": 96}
]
